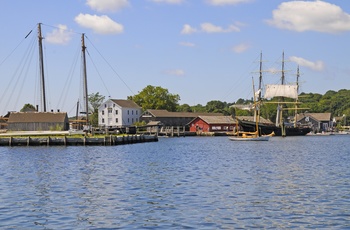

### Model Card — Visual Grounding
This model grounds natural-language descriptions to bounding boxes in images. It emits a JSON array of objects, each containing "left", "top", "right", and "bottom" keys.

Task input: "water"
[{"left": 0, "top": 136, "right": 349, "bottom": 229}]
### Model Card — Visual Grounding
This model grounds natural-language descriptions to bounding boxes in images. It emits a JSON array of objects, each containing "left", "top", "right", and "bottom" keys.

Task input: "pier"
[{"left": 0, "top": 131, "right": 158, "bottom": 146}]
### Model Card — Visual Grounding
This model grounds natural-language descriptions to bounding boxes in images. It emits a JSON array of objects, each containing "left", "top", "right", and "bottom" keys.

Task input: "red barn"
[{"left": 189, "top": 116, "right": 237, "bottom": 133}]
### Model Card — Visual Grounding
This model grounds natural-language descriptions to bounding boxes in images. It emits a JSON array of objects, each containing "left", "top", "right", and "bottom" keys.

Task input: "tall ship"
[{"left": 235, "top": 52, "right": 311, "bottom": 137}]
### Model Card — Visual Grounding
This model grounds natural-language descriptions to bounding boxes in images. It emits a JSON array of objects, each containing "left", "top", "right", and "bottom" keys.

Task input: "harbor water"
[{"left": 0, "top": 135, "right": 349, "bottom": 229}]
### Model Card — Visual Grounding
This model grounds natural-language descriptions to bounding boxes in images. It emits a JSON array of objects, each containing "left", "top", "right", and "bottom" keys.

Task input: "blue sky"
[{"left": 1, "top": 0, "right": 350, "bottom": 116}]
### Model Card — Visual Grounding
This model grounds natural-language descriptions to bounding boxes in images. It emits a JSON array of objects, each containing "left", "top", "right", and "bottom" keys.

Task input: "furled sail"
[{"left": 264, "top": 84, "right": 298, "bottom": 99}]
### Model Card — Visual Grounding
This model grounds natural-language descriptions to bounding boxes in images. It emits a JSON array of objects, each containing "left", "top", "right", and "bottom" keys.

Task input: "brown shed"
[{"left": 8, "top": 112, "right": 69, "bottom": 131}]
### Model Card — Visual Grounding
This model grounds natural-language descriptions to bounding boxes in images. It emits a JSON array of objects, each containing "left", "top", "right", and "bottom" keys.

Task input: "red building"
[{"left": 189, "top": 116, "right": 237, "bottom": 133}]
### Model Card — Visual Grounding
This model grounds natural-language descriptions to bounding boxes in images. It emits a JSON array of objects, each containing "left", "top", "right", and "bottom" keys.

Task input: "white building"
[{"left": 98, "top": 99, "right": 141, "bottom": 127}]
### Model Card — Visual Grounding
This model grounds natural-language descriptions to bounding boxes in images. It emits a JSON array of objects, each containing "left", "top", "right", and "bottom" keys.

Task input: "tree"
[
  {"left": 20, "top": 103, "right": 36, "bottom": 112},
  {"left": 128, "top": 85, "right": 180, "bottom": 111},
  {"left": 88, "top": 92, "right": 105, "bottom": 127},
  {"left": 177, "top": 103, "right": 192, "bottom": 112}
]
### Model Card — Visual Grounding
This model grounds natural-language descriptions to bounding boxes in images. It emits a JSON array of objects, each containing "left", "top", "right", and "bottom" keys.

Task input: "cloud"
[
  {"left": 266, "top": 1, "right": 350, "bottom": 33},
  {"left": 232, "top": 43, "right": 250, "bottom": 53},
  {"left": 181, "top": 22, "right": 241, "bottom": 34},
  {"left": 45, "top": 24, "right": 73, "bottom": 45},
  {"left": 75, "top": 14, "right": 124, "bottom": 34},
  {"left": 181, "top": 24, "right": 197, "bottom": 34},
  {"left": 206, "top": 0, "right": 253, "bottom": 6},
  {"left": 86, "top": 0, "right": 130, "bottom": 12},
  {"left": 164, "top": 69, "right": 185, "bottom": 76},
  {"left": 290, "top": 56, "right": 325, "bottom": 71},
  {"left": 150, "top": 0, "right": 184, "bottom": 4}
]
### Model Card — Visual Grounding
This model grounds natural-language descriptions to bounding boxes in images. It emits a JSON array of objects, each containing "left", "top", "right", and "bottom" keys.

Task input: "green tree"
[
  {"left": 88, "top": 92, "right": 105, "bottom": 127},
  {"left": 20, "top": 103, "right": 36, "bottom": 112},
  {"left": 177, "top": 103, "right": 192, "bottom": 112},
  {"left": 128, "top": 85, "right": 180, "bottom": 111}
]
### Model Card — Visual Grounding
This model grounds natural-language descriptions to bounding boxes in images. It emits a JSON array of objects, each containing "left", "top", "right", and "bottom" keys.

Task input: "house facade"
[
  {"left": 7, "top": 112, "right": 69, "bottom": 131},
  {"left": 188, "top": 116, "right": 236, "bottom": 133},
  {"left": 297, "top": 113, "right": 333, "bottom": 132},
  {"left": 98, "top": 99, "right": 141, "bottom": 128}
]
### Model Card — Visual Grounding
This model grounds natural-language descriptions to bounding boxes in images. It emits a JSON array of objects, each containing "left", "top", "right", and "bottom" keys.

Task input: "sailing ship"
[{"left": 236, "top": 52, "right": 310, "bottom": 137}]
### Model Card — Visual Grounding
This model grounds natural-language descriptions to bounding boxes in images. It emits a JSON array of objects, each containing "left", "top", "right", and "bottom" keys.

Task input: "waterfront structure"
[
  {"left": 140, "top": 109, "right": 223, "bottom": 127},
  {"left": 7, "top": 112, "right": 69, "bottom": 131},
  {"left": 297, "top": 112, "right": 333, "bottom": 132},
  {"left": 98, "top": 99, "right": 141, "bottom": 128},
  {"left": 188, "top": 116, "right": 236, "bottom": 134}
]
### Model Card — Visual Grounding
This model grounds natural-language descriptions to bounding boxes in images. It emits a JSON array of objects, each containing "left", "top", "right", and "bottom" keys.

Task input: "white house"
[{"left": 98, "top": 99, "right": 141, "bottom": 127}]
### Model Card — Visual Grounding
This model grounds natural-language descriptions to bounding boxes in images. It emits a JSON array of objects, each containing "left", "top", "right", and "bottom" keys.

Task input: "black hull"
[{"left": 238, "top": 120, "right": 310, "bottom": 136}]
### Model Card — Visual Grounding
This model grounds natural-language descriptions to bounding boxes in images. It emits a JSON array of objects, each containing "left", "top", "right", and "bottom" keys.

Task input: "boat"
[
  {"left": 229, "top": 78, "right": 274, "bottom": 141},
  {"left": 237, "top": 52, "right": 311, "bottom": 137}
]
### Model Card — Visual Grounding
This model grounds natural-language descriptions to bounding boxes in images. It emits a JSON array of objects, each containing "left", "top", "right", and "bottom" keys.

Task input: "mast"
[
  {"left": 38, "top": 23, "right": 47, "bottom": 112},
  {"left": 294, "top": 66, "right": 300, "bottom": 127},
  {"left": 81, "top": 33, "right": 89, "bottom": 124},
  {"left": 257, "top": 52, "right": 263, "bottom": 123}
]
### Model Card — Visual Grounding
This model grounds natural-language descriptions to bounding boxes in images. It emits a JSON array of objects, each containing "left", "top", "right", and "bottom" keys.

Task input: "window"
[
  {"left": 128, "top": 110, "right": 129, "bottom": 115},
  {"left": 128, "top": 118, "right": 130, "bottom": 123},
  {"left": 116, "top": 118, "right": 118, "bottom": 123},
  {"left": 115, "top": 110, "right": 118, "bottom": 115},
  {"left": 104, "top": 104, "right": 107, "bottom": 108},
  {"left": 113, "top": 104, "right": 115, "bottom": 107},
  {"left": 136, "top": 118, "right": 138, "bottom": 122},
  {"left": 132, "top": 110, "right": 134, "bottom": 115},
  {"left": 102, "top": 118, "right": 105, "bottom": 123},
  {"left": 108, "top": 108, "right": 112, "bottom": 113},
  {"left": 102, "top": 111, "right": 104, "bottom": 115},
  {"left": 136, "top": 110, "right": 138, "bottom": 115},
  {"left": 132, "top": 118, "right": 134, "bottom": 123}
]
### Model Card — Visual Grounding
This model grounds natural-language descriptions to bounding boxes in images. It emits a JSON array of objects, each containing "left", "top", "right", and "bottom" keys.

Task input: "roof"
[
  {"left": 297, "top": 113, "right": 332, "bottom": 122},
  {"left": 8, "top": 112, "right": 68, "bottom": 123},
  {"left": 236, "top": 116, "right": 273, "bottom": 124},
  {"left": 195, "top": 116, "right": 236, "bottom": 124},
  {"left": 144, "top": 109, "right": 223, "bottom": 118},
  {"left": 110, "top": 99, "right": 141, "bottom": 109}
]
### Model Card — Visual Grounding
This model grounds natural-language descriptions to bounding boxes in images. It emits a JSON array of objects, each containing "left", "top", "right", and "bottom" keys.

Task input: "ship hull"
[{"left": 238, "top": 120, "right": 310, "bottom": 136}]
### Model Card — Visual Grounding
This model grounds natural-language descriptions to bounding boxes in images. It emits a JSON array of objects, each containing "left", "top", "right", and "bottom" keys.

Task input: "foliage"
[
  {"left": 128, "top": 85, "right": 180, "bottom": 111},
  {"left": 88, "top": 92, "right": 105, "bottom": 127},
  {"left": 20, "top": 103, "right": 36, "bottom": 112}
]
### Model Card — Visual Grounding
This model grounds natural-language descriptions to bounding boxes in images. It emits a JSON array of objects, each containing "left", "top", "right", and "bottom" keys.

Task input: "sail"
[{"left": 264, "top": 84, "right": 298, "bottom": 99}]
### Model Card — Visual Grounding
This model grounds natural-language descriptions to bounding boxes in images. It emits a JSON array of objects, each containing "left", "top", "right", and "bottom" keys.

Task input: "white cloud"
[
  {"left": 206, "top": 0, "right": 253, "bottom": 6},
  {"left": 45, "top": 24, "right": 73, "bottom": 45},
  {"left": 179, "top": 41, "right": 195, "bottom": 47},
  {"left": 232, "top": 43, "right": 249, "bottom": 53},
  {"left": 150, "top": 0, "right": 184, "bottom": 4},
  {"left": 164, "top": 69, "right": 185, "bottom": 76},
  {"left": 266, "top": 1, "right": 350, "bottom": 33},
  {"left": 181, "top": 24, "right": 197, "bottom": 34},
  {"left": 181, "top": 22, "right": 241, "bottom": 34},
  {"left": 290, "top": 56, "right": 325, "bottom": 71},
  {"left": 75, "top": 14, "right": 124, "bottom": 34},
  {"left": 86, "top": 0, "right": 130, "bottom": 12}
]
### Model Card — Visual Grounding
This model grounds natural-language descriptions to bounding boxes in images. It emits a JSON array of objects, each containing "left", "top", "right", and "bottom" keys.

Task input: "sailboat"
[
  {"left": 229, "top": 78, "right": 274, "bottom": 141},
  {"left": 237, "top": 52, "right": 310, "bottom": 137}
]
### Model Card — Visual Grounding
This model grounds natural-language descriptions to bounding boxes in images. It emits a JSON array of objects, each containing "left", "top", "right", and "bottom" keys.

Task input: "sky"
[{"left": 1, "top": 0, "right": 350, "bottom": 116}]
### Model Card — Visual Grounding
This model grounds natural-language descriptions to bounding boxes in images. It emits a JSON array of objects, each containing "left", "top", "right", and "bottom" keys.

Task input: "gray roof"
[
  {"left": 8, "top": 112, "right": 68, "bottom": 123},
  {"left": 145, "top": 109, "right": 223, "bottom": 118},
  {"left": 111, "top": 99, "right": 141, "bottom": 109},
  {"left": 196, "top": 116, "right": 236, "bottom": 124},
  {"left": 297, "top": 113, "right": 332, "bottom": 121}
]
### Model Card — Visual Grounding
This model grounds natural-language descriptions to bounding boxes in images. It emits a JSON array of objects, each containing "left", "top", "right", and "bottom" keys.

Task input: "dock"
[{"left": 0, "top": 131, "right": 158, "bottom": 146}]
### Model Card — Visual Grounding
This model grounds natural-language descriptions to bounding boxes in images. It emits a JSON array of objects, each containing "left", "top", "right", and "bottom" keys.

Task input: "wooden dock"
[{"left": 0, "top": 134, "right": 158, "bottom": 146}]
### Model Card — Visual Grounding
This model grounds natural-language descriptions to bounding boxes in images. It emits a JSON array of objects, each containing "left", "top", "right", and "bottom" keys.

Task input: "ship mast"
[
  {"left": 38, "top": 23, "right": 47, "bottom": 112},
  {"left": 294, "top": 66, "right": 300, "bottom": 128},
  {"left": 81, "top": 33, "right": 89, "bottom": 124}
]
